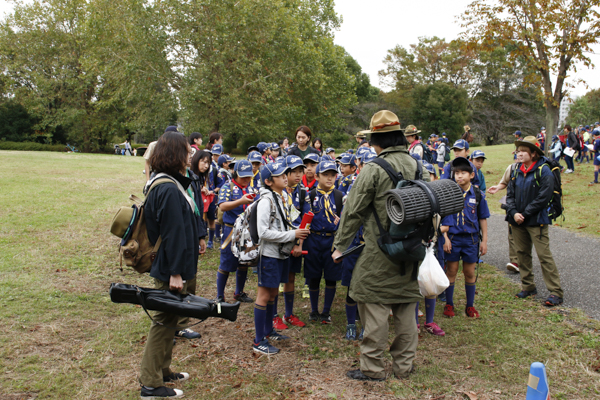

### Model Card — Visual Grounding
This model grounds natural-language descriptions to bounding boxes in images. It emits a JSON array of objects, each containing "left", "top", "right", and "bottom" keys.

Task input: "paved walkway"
[{"left": 484, "top": 214, "right": 600, "bottom": 320}]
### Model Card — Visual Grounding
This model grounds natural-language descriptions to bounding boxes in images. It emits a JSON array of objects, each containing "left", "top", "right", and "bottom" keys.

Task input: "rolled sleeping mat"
[
  {"left": 385, "top": 179, "right": 464, "bottom": 225},
  {"left": 109, "top": 283, "right": 240, "bottom": 322}
]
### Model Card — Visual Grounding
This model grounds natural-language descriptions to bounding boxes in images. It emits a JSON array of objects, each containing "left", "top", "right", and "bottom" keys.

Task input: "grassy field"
[{"left": 0, "top": 148, "right": 599, "bottom": 400}]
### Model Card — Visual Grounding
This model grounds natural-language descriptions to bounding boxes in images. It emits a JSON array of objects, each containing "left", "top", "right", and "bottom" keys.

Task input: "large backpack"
[
  {"left": 512, "top": 158, "right": 563, "bottom": 221},
  {"left": 441, "top": 143, "right": 450, "bottom": 162},
  {"left": 369, "top": 157, "right": 435, "bottom": 280},
  {"left": 110, "top": 177, "right": 176, "bottom": 273}
]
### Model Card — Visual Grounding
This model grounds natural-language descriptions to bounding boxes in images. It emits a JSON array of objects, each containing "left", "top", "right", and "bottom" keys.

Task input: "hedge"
[{"left": 0, "top": 141, "right": 67, "bottom": 152}]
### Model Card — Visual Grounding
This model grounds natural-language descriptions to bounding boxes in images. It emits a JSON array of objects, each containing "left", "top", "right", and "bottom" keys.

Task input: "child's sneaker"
[
  {"left": 345, "top": 324, "right": 357, "bottom": 340},
  {"left": 437, "top": 291, "right": 446, "bottom": 302},
  {"left": 302, "top": 284, "right": 310, "bottom": 299},
  {"left": 272, "top": 315, "right": 288, "bottom": 330},
  {"left": 320, "top": 312, "right": 332, "bottom": 324},
  {"left": 253, "top": 338, "right": 280, "bottom": 355},
  {"left": 308, "top": 311, "right": 320, "bottom": 322},
  {"left": 279, "top": 283, "right": 284, "bottom": 293},
  {"left": 266, "top": 330, "right": 290, "bottom": 341},
  {"left": 233, "top": 292, "right": 253, "bottom": 303},
  {"left": 424, "top": 322, "right": 445, "bottom": 336},
  {"left": 465, "top": 306, "right": 480, "bottom": 318},
  {"left": 206, "top": 240, "right": 213, "bottom": 249},
  {"left": 443, "top": 304, "right": 455, "bottom": 318},
  {"left": 284, "top": 314, "right": 306, "bottom": 327}
]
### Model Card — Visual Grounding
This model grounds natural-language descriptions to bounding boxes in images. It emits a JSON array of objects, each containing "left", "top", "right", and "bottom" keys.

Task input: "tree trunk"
[{"left": 544, "top": 102, "right": 559, "bottom": 158}]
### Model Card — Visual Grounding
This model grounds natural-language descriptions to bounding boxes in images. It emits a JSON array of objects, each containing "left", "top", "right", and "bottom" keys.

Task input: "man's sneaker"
[
  {"left": 516, "top": 288, "right": 538, "bottom": 298},
  {"left": 272, "top": 316, "right": 288, "bottom": 330},
  {"left": 345, "top": 324, "right": 357, "bottom": 340},
  {"left": 141, "top": 386, "right": 183, "bottom": 399},
  {"left": 284, "top": 314, "right": 306, "bottom": 327},
  {"left": 443, "top": 304, "right": 455, "bottom": 318},
  {"left": 253, "top": 338, "right": 280, "bottom": 355},
  {"left": 544, "top": 294, "right": 564, "bottom": 307},
  {"left": 565, "top": 169, "right": 573, "bottom": 174},
  {"left": 206, "top": 240, "right": 213, "bottom": 249},
  {"left": 506, "top": 262, "right": 520, "bottom": 273},
  {"left": 424, "top": 322, "right": 445, "bottom": 336},
  {"left": 308, "top": 311, "right": 320, "bottom": 322},
  {"left": 266, "top": 329, "right": 290, "bottom": 341},
  {"left": 346, "top": 369, "right": 385, "bottom": 381},
  {"left": 163, "top": 372, "right": 189, "bottom": 383},
  {"left": 320, "top": 312, "right": 332, "bottom": 324},
  {"left": 233, "top": 292, "right": 253, "bottom": 303},
  {"left": 302, "top": 284, "right": 310, "bottom": 299},
  {"left": 358, "top": 327, "right": 364, "bottom": 341},
  {"left": 465, "top": 306, "right": 480, "bottom": 318},
  {"left": 175, "top": 328, "right": 201, "bottom": 339}
]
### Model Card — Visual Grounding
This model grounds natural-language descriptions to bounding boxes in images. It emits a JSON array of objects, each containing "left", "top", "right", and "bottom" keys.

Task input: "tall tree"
[
  {"left": 460, "top": 0, "right": 600, "bottom": 155},
  {"left": 566, "top": 89, "right": 600, "bottom": 125}
]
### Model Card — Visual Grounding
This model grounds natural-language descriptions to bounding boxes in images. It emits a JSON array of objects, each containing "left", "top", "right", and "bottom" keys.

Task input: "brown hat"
[
  {"left": 355, "top": 129, "right": 370, "bottom": 139},
  {"left": 404, "top": 124, "right": 421, "bottom": 137},
  {"left": 515, "top": 135, "right": 544, "bottom": 156},
  {"left": 369, "top": 110, "right": 403, "bottom": 134}
]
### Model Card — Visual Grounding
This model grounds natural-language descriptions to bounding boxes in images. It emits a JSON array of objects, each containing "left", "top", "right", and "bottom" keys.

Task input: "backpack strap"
[
  {"left": 333, "top": 189, "right": 344, "bottom": 217},
  {"left": 369, "top": 157, "right": 402, "bottom": 186},
  {"left": 271, "top": 190, "right": 294, "bottom": 230},
  {"left": 299, "top": 188, "right": 306, "bottom": 213},
  {"left": 309, "top": 188, "right": 316, "bottom": 209},
  {"left": 473, "top": 186, "right": 482, "bottom": 208}
]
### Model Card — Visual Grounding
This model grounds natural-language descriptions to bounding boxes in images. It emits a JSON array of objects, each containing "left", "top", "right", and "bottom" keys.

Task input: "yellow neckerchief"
[
  {"left": 316, "top": 186, "right": 336, "bottom": 224},
  {"left": 457, "top": 183, "right": 472, "bottom": 227},
  {"left": 286, "top": 184, "right": 297, "bottom": 207},
  {"left": 251, "top": 170, "right": 259, "bottom": 188}
]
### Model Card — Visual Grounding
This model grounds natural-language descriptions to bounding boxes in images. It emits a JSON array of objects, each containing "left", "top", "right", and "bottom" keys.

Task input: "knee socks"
[
  {"left": 309, "top": 278, "right": 320, "bottom": 313},
  {"left": 215, "top": 224, "right": 221, "bottom": 240},
  {"left": 209, "top": 229, "right": 215, "bottom": 242},
  {"left": 465, "top": 282, "right": 476, "bottom": 308},
  {"left": 595, "top": 171, "right": 598, "bottom": 182},
  {"left": 272, "top": 295, "right": 279, "bottom": 318},
  {"left": 216, "top": 269, "right": 229, "bottom": 298},
  {"left": 254, "top": 303, "right": 267, "bottom": 343},
  {"left": 345, "top": 292, "right": 357, "bottom": 325},
  {"left": 322, "top": 280, "right": 336, "bottom": 314},
  {"left": 446, "top": 282, "right": 455, "bottom": 306},
  {"left": 425, "top": 297, "right": 436, "bottom": 324},
  {"left": 284, "top": 291, "right": 294, "bottom": 318},
  {"left": 235, "top": 267, "right": 247, "bottom": 296},
  {"left": 265, "top": 301, "right": 274, "bottom": 335}
]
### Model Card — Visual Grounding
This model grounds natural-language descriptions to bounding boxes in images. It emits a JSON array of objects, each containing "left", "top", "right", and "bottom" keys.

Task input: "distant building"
[{"left": 559, "top": 97, "right": 576, "bottom": 127}]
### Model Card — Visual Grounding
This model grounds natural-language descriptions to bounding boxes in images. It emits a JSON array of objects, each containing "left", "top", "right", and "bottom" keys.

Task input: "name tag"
[{"left": 469, "top": 198, "right": 476, "bottom": 204}]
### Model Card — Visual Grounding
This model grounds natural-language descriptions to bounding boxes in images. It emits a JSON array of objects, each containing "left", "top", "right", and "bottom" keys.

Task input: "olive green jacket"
[{"left": 333, "top": 145, "right": 430, "bottom": 304}]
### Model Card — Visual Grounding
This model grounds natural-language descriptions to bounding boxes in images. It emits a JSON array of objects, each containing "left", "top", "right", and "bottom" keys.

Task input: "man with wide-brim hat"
[
  {"left": 332, "top": 110, "right": 428, "bottom": 382},
  {"left": 506, "top": 135, "right": 564, "bottom": 307}
]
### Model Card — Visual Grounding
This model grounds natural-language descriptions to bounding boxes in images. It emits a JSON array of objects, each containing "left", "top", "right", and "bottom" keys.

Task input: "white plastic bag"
[{"left": 417, "top": 244, "right": 449, "bottom": 297}]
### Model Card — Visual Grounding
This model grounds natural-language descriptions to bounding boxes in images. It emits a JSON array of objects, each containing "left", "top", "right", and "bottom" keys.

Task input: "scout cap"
[
  {"left": 325, "top": 147, "right": 335, "bottom": 154},
  {"left": 515, "top": 136, "right": 544, "bottom": 156},
  {"left": 356, "top": 147, "right": 370, "bottom": 160},
  {"left": 369, "top": 110, "right": 403, "bottom": 134},
  {"left": 286, "top": 155, "right": 305, "bottom": 170},
  {"left": 272, "top": 142, "right": 280, "bottom": 150},
  {"left": 260, "top": 161, "right": 288, "bottom": 185},
  {"left": 248, "top": 151, "right": 263, "bottom": 163},
  {"left": 257, "top": 142, "right": 269, "bottom": 153},
  {"left": 362, "top": 151, "right": 377, "bottom": 164},
  {"left": 410, "top": 153, "right": 422, "bottom": 161},
  {"left": 316, "top": 160, "right": 338, "bottom": 174},
  {"left": 217, "top": 154, "right": 235, "bottom": 167},
  {"left": 303, "top": 153, "right": 320, "bottom": 164},
  {"left": 451, "top": 139, "right": 469, "bottom": 150},
  {"left": 470, "top": 150, "right": 486, "bottom": 160},
  {"left": 514, "top": 130, "right": 522, "bottom": 137},
  {"left": 423, "top": 161, "right": 437, "bottom": 176},
  {"left": 211, "top": 144, "right": 223, "bottom": 155},
  {"left": 339, "top": 153, "right": 357, "bottom": 167},
  {"left": 234, "top": 160, "right": 254, "bottom": 177}
]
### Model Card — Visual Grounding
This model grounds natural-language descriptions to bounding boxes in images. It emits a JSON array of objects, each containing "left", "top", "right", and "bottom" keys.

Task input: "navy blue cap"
[
  {"left": 347, "top": 149, "right": 354, "bottom": 154},
  {"left": 470, "top": 150, "right": 486, "bottom": 160},
  {"left": 552, "top": 135, "right": 559, "bottom": 140},
  {"left": 423, "top": 161, "right": 437, "bottom": 176},
  {"left": 260, "top": 161, "right": 288, "bottom": 185},
  {"left": 321, "top": 155, "right": 334, "bottom": 162},
  {"left": 211, "top": 144, "right": 223, "bottom": 155},
  {"left": 272, "top": 142, "right": 280, "bottom": 150},
  {"left": 442, "top": 132, "right": 447, "bottom": 136},
  {"left": 316, "top": 160, "right": 338, "bottom": 174},
  {"left": 596, "top": 122, "right": 600, "bottom": 125},
  {"left": 303, "top": 153, "right": 320, "bottom": 164},
  {"left": 248, "top": 151, "right": 263, "bottom": 163},
  {"left": 257, "top": 142, "right": 269, "bottom": 153},
  {"left": 586, "top": 125, "right": 590, "bottom": 129},
  {"left": 594, "top": 131, "right": 600, "bottom": 136},
  {"left": 356, "top": 147, "right": 370, "bottom": 159},
  {"left": 164, "top": 125, "right": 178, "bottom": 132},
  {"left": 275, "top": 156, "right": 285, "bottom": 162},
  {"left": 362, "top": 151, "right": 377, "bottom": 164},
  {"left": 217, "top": 154, "right": 235, "bottom": 167},
  {"left": 286, "top": 155, "right": 305, "bottom": 170},
  {"left": 451, "top": 156, "right": 472, "bottom": 172},
  {"left": 339, "top": 153, "right": 357, "bottom": 167},
  {"left": 451, "top": 139, "right": 469, "bottom": 150},
  {"left": 234, "top": 160, "right": 254, "bottom": 177},
  {"left": 514, "top": 130, "right": 522, "bottom": 137},
  {"left": 325, "top": 147, "right": 335, "bottom": 154}
]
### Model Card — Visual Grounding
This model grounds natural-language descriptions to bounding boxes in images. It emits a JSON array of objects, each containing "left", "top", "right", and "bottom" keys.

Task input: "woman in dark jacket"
[
  {"left": 286, "top": 126, "right": 320, "bottom": 160},
  {"left": 139, "top": 132, "right": 199, "bottom": 399},
  {"left": 564, "top": 124, "right": 577, "bottom": 173},
  {"left": 506, "top": 136, "right": 563, "bottom": 307}
]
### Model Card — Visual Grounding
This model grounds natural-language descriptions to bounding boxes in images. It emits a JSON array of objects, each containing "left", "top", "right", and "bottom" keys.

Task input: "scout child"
[
  {"left": 257, "top": 142, "right": 272, "bottom": 164},
  {"left": 302, "top": 153, "right": 320, "bottom": 190},
  {"left": 304, "top": 160, "right": 344, "bottom": 324},
  {"left": 215, "top": 160, "right": 258, "bottom": 303},
  {"left": 248, "top": 151, "right": 263, "bottom": 190},
  {"left": 253, "top": 162, "right": 310, "bottom": 355},
  {"left": 205, "top": 144, "right": 224, "bottom": 249},
  {"left": 336, "top": 153, "right": 358, "bottom": 194},
  {"left": 272, "top": 155, "right": 312, "bottom": 330},
  {"left": 440, "top": 139, "right": 480, "bottom": 187},
  {"left": 217, "top": 154, "right": 235, "bottom": 185},
  {"left": 440, "top": 157, "right": 489, "bottom": 319},
  {"left": 470, "top": 150, "right": 487, "bottom": 192}
]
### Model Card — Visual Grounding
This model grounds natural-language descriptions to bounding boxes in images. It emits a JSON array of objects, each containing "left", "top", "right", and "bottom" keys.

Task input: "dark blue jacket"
[{"left": 506, "top": 157, "right": 554, "bottom": 226}]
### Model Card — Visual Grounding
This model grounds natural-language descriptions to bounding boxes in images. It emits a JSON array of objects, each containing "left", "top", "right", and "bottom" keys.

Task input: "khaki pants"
[
  {"left": 511, "top": 225, "right": 563, "bottom": 298},
  {"left": 508, "top": 224, "right": 518, "bottom": 264},
  {"left": 139, "top": 278, "right": 190, "bottom": 388},
  {"left": 357, "top": 302, "right": 418, "bottom": 379},
  {"left": 178, "top": 276, "right": 196, "bottom": 328}
]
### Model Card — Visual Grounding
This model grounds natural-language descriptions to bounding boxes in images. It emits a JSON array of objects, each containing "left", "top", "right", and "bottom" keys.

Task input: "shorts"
[
  {"left": 594, "top": 155, "right": 600, "bottom": 166},
  {"left": 303, "top": 234, "right": 341, "bottom": 281},
  {"left": 219, "top": 225, "right": 241, "bottom": 272},
  {"left": 445, "top": 233, "right": 479, "bottom": 264},
  {"left": 258, "top": 256, "right": 289, "bottom": 288},
  {"left": 206, "top": 198, "right": 218, "bottom": 221},
  {"left": 437, "top": 161, "right": 445, "bottom": 169},
  {"left": 288, "top": 255, "right": 303, "bottom": 274}
]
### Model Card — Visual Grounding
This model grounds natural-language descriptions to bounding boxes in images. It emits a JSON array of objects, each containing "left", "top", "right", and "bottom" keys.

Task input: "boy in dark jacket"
[{"left": 506, "top": 136, "right": 564, "bottom": 306}]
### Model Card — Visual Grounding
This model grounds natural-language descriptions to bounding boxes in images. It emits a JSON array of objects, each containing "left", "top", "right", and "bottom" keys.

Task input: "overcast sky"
[{"left": 1, "top": 0, "right": 598, "bottom": 97}]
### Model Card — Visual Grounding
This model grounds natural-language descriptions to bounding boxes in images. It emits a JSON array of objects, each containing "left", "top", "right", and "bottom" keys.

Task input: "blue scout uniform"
[
  {"left": 251, "top": 170, "right": 261, "bottom": 190},
  {"left": 441, "top": 161, "right": 481, "bottom": 187},
  {"left": 218, "top": 169, "right": 232, "bottom": 188},
  {"left": 594, "top": 138, "right": 600, "bottom": 166},
  {"left": 218, "top": 180, "right": 258, "bottom": 272},
  {"left": 441, "top": 184, "right": 490, "bottom": 264},
  {"left": 303, "top": 186, "right": 343, "bottom": 281},
  {"left": 337, "top": 173, "right": 357, "bottom": 196},
  {"left": 207, "top": 162, "right": 223, "bottom": 219}
]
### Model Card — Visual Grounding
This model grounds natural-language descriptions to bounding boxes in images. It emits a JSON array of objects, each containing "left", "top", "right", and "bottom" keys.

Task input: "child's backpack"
[
  {"left": 110, "top": 177, "right": 175, "bottom": 273},
  {"left": 511, "top": 158, "right": 563, "bottom": 221},
  {"left": 369, "top": 157, "right": 435, "bottom": 280},
  {"left": 442, "top": 143, "right": 450, "bottom": 162},
  {"left": 419, "top": 143, "right": 435, "bottom": 164}
]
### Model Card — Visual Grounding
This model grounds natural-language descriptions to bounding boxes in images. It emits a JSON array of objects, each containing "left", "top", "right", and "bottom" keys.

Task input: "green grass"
[{"left": 0, "top": 149, "right": 599, "bottom": 399}]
